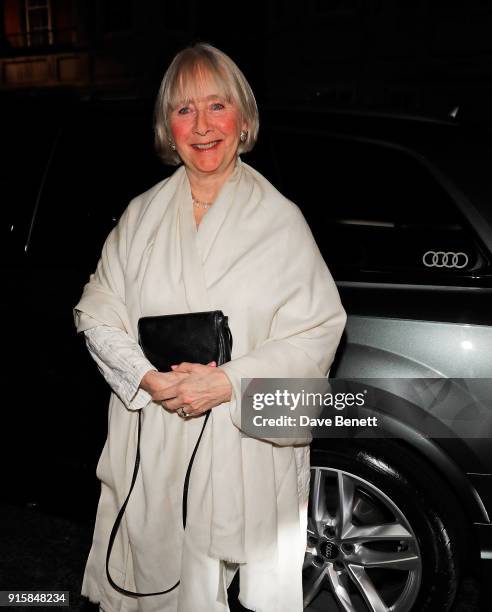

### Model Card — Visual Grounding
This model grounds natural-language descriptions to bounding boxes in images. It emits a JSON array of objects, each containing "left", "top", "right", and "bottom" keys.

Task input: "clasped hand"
[{"left": 140, "top": 362, "right": 232, "bottom": 418}]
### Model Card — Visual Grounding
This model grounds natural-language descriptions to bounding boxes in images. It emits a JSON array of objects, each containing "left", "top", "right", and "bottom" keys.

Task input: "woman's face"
[{"left": 169, "top": 74, "right": 247, "bottom": 181}]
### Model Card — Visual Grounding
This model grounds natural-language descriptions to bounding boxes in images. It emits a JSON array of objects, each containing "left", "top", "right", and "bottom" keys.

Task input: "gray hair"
[{"left": 154, "top": 43, "right": 259, "bottom": 165}]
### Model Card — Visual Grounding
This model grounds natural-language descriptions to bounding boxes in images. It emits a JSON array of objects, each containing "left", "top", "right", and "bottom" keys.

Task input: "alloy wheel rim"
[{"left": 304, "top": 467, "right": 422, "bottom": 611}]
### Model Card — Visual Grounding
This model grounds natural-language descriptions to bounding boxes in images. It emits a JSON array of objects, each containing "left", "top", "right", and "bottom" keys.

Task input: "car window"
[
  {"left": 26, "top": 106, "right": 171, "bottom": 273},
  {"left": 266, "top": 130, "right": 488, "bottom": 284}
]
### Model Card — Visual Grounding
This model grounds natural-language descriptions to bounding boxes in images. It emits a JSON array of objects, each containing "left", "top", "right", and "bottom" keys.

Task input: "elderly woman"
[{"left": 74, "top": 43, "right": 346, "bottom": 612}]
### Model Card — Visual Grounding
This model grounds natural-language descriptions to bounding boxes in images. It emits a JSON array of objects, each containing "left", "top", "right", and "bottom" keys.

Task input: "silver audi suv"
[{"left": 256, "top": 108, "right": 492, "bottom": 611}]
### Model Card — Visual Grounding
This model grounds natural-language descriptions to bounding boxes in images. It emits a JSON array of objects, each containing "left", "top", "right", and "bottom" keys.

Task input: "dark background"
[
  {"left": 2, "top": 0, "right": 492, "bottom": 120},
  {"left": 1, "top": 1, "right": 491, "bottom": 610}
]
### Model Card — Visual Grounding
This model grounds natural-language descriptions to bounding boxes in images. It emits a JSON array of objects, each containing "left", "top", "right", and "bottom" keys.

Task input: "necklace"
[{"left": 192, "top": 196, "right": 213, "bottom": 210}]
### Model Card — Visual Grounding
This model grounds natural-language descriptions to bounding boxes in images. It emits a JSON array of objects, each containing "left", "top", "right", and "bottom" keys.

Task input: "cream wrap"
[{"left": 74, "top": 159, "right": 346, "bottom": 612}]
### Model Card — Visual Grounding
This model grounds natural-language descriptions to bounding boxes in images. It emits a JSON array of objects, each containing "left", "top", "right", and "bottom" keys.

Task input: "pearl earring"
[
  {"left": 169, "top": 139, "right": 176, "bottom": 151},
  {"left": 240, "top": 130, "right": 248, "bottom": 143}
]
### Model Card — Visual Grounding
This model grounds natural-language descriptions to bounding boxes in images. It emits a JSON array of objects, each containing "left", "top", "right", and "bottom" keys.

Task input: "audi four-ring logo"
[{"left": 422, "top": 250, "right": 469, "bottom": 269}]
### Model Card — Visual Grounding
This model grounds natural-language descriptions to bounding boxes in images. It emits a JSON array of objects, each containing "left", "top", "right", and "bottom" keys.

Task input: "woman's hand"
[
  {"left": 152, "top": 362, "right": 232, "bottom": 417},
  {"left": 139, "top": 370, "right": 189, "bottom": 397}
]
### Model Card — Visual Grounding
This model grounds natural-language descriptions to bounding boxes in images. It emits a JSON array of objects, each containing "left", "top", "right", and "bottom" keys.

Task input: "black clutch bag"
[
  {"left": 106, "top": 310, "right": 233, "bottom": 599},
  {"left": 138, "top": 310, "right": 232, "bottom": 371}
]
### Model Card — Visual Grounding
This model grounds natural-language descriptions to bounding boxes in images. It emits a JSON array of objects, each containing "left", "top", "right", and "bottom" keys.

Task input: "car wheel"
[{"left": 303, "top": 441, "right": 468, "bottom": 612}]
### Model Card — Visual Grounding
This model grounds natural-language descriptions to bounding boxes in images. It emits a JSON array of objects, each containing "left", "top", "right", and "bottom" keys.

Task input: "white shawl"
[{"left": 74, "top": 159, "right": 346, "bottom": 612}]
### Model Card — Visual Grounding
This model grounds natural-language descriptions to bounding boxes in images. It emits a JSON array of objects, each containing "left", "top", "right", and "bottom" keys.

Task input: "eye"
[
  {"left": 177, "top": 106, "right": 190, "bottom": 115},
  {"left": 211, "top": 102, "right": 225, "bottom": 111}
]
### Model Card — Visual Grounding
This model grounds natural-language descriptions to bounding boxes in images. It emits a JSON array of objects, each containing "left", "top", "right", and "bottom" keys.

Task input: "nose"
[{"left": 193, "top": 109, "right": 211, "bottom": 136}]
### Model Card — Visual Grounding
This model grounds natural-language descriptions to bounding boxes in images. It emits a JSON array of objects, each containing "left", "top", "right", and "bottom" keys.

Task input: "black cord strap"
[{"left": 105, "top": 409, "right": 210, "bottom": 597}]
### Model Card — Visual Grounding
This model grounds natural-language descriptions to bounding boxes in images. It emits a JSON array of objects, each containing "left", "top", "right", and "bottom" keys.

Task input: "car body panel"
[{"left": 337, "top": 315, "right": 492, "bottom": 379}]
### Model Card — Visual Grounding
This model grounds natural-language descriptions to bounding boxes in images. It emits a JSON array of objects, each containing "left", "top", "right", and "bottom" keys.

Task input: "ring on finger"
[{"left": 177, "top": 407, "right": 190, "bottom": 418}]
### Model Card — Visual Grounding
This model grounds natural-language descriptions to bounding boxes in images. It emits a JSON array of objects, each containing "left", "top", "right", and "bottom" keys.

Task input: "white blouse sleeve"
[{"left": 84, "top": 325, "right": 157, "bottom": 411}]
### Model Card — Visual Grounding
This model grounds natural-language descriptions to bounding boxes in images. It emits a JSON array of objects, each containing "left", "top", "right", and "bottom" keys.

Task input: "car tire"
[{"left": 304, "top": 440, "right": 471, "bottom": 612}]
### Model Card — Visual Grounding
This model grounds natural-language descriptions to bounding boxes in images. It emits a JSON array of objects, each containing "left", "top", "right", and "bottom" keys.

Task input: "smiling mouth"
[{"left": 192, "top": 140, "right": 221, "bottom": 150}]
